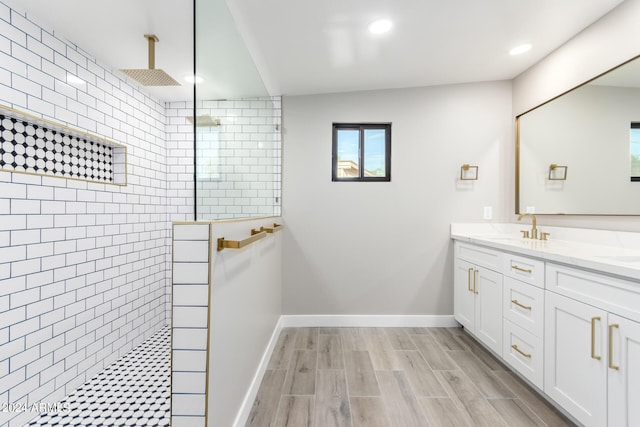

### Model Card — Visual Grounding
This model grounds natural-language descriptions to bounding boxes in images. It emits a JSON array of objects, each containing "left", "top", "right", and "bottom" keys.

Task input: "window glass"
[
  {"left": 336, "top": 129, "right": 360, "bottom": 178},
  {"left": 364, "top": 129, "right": 386, "bottom": 177}
]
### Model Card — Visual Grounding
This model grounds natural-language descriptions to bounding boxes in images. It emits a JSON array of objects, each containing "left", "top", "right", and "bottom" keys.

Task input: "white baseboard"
[
  {"left": 232, "top": 317, "right": 284, "bottom": 427},
  {"left": 280, "top": 314, "right": 458, "bottom": 328},
  {"left": 232, "top": 314, "right": 458, "bottom": 426}
]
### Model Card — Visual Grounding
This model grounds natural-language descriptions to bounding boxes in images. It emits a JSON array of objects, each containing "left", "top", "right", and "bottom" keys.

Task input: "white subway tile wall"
[
  {"left": 165, "top": 101, "right": 196, "bottom": 222},
  {"left": 0, "top": 2, "right": 283, "bottom": 425},
  {"left": 0, "top": 3, "right": 174, "bottom": 426},
  {"left": 171, "top": 223, "right": 210, "bottom": 427},
  {"left": 166, "top": 98, "right": 282, "bottom": 220}
]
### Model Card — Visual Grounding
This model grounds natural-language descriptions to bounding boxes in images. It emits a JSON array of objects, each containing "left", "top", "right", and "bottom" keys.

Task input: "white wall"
[
  {"left": 513, "top": 0, "right": 640, "bottom": 230},
  {"left": 0, "top": 4, "right": 174, "bottom": 426},
  {"left": 207, "top": 218, "right": 282, "bottom": 427},
  {"left": 282, "top": 82, "right": 512, "bottom": 315}
]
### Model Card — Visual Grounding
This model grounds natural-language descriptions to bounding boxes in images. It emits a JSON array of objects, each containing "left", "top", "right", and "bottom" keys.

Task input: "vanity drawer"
[
  {"left": 546, "top": 263, "right": 640, "bottom": 323},
  {"left": 503, "top": 320, "right": 543, "bottom": 390},
  {"left": 503, "top": 253, "right": 544, "bottom": 288},
  {"left": 503, "top": 277, "right": 544, "bottom": 337},
  {"left": 455, "top": 242, "right": 501, "bottom": 271}
]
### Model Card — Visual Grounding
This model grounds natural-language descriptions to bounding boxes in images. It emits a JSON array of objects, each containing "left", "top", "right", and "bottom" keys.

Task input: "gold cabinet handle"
[
  {"left": 467, "top": 268, "right": 474, "bottom": 292},
  {"left": 591, "top": 317, "right": 601, "bottom": 360},
  {"left": 609, "top": 324, "right": 620, "bottom": 370},
  {"left": 511, "top": 344, "right": 532, "bottom": 359},
  {"left": 511, "top": 265, "right": 532, "bottom": 273},
  {"left": 511, "top": 299, "right": 532, "bottom": 311},
  {"left": 473, "top": 269, "right": 479, "bottom": 294}
]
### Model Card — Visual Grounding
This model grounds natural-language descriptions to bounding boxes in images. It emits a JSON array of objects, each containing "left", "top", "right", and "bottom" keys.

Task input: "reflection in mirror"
[
  {"left": 632, "top": 123, "right": 640, "bottom": 180},
  {"left": 517, "top": 55, "right": 640, "bottom": 215}
]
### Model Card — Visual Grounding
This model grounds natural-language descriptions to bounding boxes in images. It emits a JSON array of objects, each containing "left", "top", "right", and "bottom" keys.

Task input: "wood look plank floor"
[{"left": 246, "top": 327, "right": 576, "bottom": 427}]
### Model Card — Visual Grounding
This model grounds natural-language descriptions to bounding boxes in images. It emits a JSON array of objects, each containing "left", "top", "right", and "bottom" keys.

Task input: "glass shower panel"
[{"left": 194, "top": 0, "right": 281, "bottom": 220}]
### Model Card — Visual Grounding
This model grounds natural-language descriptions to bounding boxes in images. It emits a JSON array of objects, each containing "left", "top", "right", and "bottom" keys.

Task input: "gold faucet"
[{"left": 517, "top": 213, "right": 538, "bottom": 239}]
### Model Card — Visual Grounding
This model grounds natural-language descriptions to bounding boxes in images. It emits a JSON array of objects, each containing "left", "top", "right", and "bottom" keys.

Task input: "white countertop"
[{"left": 451, "top": 223, "right": 640, "bottom": 282}]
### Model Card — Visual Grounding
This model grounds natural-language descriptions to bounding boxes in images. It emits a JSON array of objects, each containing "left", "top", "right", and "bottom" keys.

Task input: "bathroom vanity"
[{"left": 451, "top": 223, "right": 640, "bottom": 427}]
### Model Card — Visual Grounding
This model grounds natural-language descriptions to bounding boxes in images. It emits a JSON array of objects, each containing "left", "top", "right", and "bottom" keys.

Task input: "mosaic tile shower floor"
[{"left": 27, "top": 325, "right": 170, "bottom": 426}]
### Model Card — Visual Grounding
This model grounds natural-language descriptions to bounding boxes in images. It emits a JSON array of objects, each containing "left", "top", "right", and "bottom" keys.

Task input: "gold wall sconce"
[
  {"left": 460, "top": 164, "right": 479, "bottom": 181},
  {"left": 548, "top": 164, "right": 568, "bottom": 180}
]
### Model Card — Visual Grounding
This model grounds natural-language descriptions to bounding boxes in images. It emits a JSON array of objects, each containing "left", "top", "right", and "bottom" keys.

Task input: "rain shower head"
[{"left": 120, "top": 35, "right": 181, "bottom": 86}]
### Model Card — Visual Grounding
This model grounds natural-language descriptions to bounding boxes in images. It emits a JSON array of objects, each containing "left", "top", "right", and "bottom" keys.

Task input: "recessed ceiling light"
[
  {"left": 185, "top": 75, "right": 204, "bottom": 84},
  {"left": 509, "top": 43, "right": 532, "bottom": 56},
  {"left": 368, "top": 19, "right": 392, "bottom": 35},
  {"left": 66, "top": 74, "right": 85, "bottom": 85}
]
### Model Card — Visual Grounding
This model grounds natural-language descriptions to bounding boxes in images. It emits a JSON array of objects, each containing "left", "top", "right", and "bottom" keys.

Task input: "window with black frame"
[{"left": 332, "top": 123, "right": 391, "bottom": 182}]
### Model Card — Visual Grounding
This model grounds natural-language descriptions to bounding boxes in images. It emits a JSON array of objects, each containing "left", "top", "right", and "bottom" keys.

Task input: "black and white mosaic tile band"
[
  {"left": 27, "top": 326, "right": 170, "bottom": 427},
  {"left": 0, "top": 114, "right": 114, "bottom": 182}
]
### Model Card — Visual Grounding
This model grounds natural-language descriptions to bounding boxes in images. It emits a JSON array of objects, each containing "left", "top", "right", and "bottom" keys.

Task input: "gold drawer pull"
[
  {"left": 467, "top": 268, "right": 474, "bottom": 292},
  {"left": 511, "top": 299, "right": 532, "bottom": 311},
  {"left": 512, "top": 265, "right": 532, "bottom": 273},
  {"left": 591, "top": 317, "right": 601, "bottom": 360},
  {"left": 511, "top": 344, "right": 532, "bottom": 359},
  {"left": 609, "top": 324, "right": 620, "bottom": 371}
]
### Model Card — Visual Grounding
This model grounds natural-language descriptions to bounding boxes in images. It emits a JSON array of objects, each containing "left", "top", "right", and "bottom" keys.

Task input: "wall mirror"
[{"left": 517, "top": 55, "right": 640, "bottom": 215}]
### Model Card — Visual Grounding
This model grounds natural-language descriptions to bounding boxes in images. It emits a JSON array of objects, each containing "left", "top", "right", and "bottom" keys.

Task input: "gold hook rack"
[
  {"left": 217, "top": 230, "right": 267, "bottom": 252},
  {"left": 251, "top": 223, "right": 283, "bottom": 235},
  {"left": 548, "top": 164, "right": 568, "bottom": 180},
  {"left": 460, "top": 164, "right": 479, "bottom": 180}
]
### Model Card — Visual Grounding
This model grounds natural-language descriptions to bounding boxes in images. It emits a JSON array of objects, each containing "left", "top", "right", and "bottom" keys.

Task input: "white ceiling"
[{"left": 4, "top": 0, "right": 625, "bottom": 101}]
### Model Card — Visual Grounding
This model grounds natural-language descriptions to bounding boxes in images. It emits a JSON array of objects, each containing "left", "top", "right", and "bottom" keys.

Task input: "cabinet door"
[
  {"left": 475, "top": 267, "right": 503, "bottom": 356},
  {"left": 545, "top": 292, "right": 607, "bottom": 427},
  {"left": 454, "top": 258, "right": 475, "bottom": 331},
  {"left": 608, "top": 314, "right": 640, "bottom": 427}
]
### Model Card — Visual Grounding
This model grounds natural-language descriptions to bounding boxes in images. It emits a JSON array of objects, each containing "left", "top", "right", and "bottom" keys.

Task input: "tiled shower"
[
  {"left": 0, "top": 1, "right": 281, "bottom": 426},
  {"left": 0, "top": 3, "right": 172, "bottom": 425}
]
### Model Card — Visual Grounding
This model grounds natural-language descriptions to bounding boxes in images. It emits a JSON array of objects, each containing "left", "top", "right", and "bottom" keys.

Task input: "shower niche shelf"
[{"left": 0, "top": 105, "right": 127, "bottom": 185}]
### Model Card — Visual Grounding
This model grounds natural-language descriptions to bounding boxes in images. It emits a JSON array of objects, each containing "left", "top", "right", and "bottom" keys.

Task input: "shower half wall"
[{"left": 170, "top": 217, "right": 283, "bottom": 427}]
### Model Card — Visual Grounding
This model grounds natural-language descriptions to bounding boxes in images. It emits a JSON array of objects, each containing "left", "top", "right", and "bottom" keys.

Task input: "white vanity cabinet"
[
  {"left": 545, "top": 263, "right": 640, "bottom": 427},
  {"left": 452, "top": 234, "right": 640, "bottom": 427},
  {"left": 454, "top": 242, "right": 503, "bottom": 356}
]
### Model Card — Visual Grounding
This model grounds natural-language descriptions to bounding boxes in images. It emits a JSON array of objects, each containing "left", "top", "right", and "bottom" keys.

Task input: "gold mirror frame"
[{"left": 515, "top": 54, "right": 640, "bottom": 215}]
